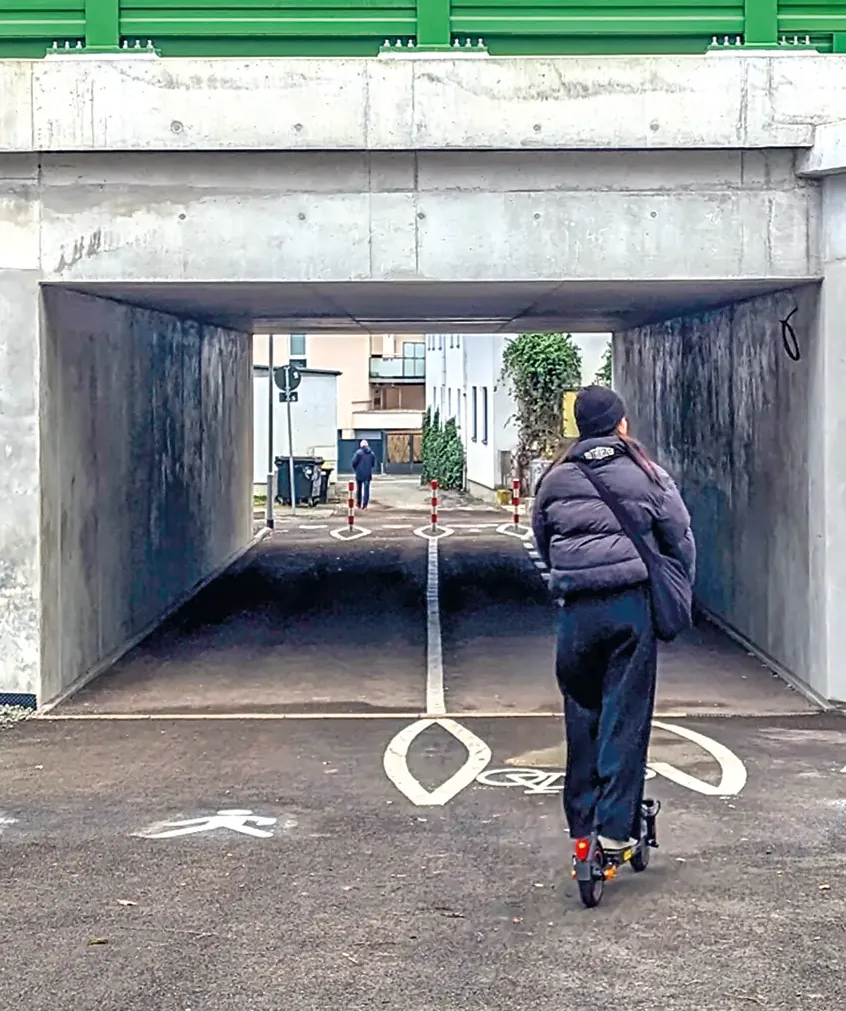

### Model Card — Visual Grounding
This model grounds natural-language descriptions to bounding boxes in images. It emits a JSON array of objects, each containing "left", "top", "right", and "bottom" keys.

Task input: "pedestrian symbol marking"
[{"left": 135, "top": 809, "right": 281, "bottom": 839}]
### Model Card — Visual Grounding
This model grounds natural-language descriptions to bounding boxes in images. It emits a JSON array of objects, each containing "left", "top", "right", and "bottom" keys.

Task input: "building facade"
[
  {"left": 424, "top": 333, "right": 612, "bottom": 500},
  {"left": 253, "top": 332, "right": 426, "bottom": 480}
]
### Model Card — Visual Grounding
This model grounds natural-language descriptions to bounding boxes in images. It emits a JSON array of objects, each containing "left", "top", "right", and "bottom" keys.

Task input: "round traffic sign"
[{"left": 273, "top": 364, "right": 302, "bottom": 392}]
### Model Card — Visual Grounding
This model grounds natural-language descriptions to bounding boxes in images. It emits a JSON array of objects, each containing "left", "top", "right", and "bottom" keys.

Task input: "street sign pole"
[
  {"left": 285, "top": 370, "right": 297, "bottom": 517},
  {"left": 266, "top": 336, "right": 274, "bottom": 529},
  {"left": 273, "top": 363, "right": 302, "bottom": 516}
]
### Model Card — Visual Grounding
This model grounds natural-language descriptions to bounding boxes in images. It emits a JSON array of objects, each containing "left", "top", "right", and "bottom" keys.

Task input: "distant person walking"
[
  {"left": 532, "top": 387, "right": 695, "bottom": 856},
  {"left": 351, "top": 439, "right": 376, "bottom": 510}
]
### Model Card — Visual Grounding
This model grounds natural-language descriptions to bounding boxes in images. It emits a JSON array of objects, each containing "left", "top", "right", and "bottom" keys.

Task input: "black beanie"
[{"left": 574, "top": 386, "right": 626, "bottom": 439}]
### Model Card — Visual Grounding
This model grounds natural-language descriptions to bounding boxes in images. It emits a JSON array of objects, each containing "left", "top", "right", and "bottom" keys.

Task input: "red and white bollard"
[
  {"left": 347, "top": 481, "right": 356, "bottom": 532},
  {"left": 430, "top": 479, "right": 439, "bottom": 533},
  {"left": 512, "top": 478, "right": 521, "bottom": 528}
]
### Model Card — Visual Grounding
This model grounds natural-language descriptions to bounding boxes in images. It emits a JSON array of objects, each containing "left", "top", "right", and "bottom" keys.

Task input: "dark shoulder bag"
[{"left": 574, "top": 462, "right": 692, "bottom": 643}]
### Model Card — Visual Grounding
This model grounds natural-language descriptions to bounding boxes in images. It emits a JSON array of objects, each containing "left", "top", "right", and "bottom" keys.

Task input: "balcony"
[{"left": 369, "top": 356, "right": 425, "bottom": 381}]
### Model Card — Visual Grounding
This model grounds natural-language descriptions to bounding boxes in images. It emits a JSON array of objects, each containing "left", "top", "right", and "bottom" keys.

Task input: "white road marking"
[
  {"left": 299, "top": 524, "right": 328, "bottom": 530},
  {"left": 383, "top": 718, "right": 492, "bottom": 806},
  {"left": 497, "top": 522, "right": 531, "bottom": 540},
  {"left": 454, "top": 523, "right": 501, "bottom": 530},
  {"left": 329, "top": 526, "right": 371, "bottom": 542},
  {"left": 41, "top": 710, "right": 578, "bottom": 722},
  {"left": 478, "top": 722, "right": 747, "bottom": 799},
  {"left": 413, "top": 524, "right": 454, "bottom": 540},
  {"left": 135, "top": 809, "right": 285, "bottom": 839},
  {"left": 533, "top": 560, "right": 547, "bottom": 569},
  {"left": 426, "top": 537, "right": 445, "bottom": 715},
  {"left": 650, "top": 720, "right": 748, "bottom": 796},
  {"left": 382, "top": 524, "right": 414, "bottom": 530},
  {"left": 477, "top": 767, "right": 658, "bottom": 795}
]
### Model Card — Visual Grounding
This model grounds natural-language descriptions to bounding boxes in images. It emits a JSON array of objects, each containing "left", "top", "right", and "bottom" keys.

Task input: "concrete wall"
[
  {"left": 0, "top": 270, "right": 41, "bottom": 703},
  {"left": 28, "top": 150, "right": 817, "bottom": 289},
  {"left": 8, "top": 54, "right": 846, "bottom": 154},
  {"left": 38, "top": 289, "right": 253, "bottom": 706},
  {"left": 613, "top": 285, "right": 838, "bottom": 698}
]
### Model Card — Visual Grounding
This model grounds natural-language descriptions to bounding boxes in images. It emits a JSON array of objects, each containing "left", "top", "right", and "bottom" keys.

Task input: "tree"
[
  {"left": 594, "top": 341, "right": 612, "bottom": 387},
  {"left": 500, "top": 333, "right": 582, "bottom": 485},
  {"left": 421, "top": 407, "right": 465, "bottom": 490}
]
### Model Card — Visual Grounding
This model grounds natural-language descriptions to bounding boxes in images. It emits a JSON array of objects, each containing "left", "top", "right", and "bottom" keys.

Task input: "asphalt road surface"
[{"left": 2, "top": 507, "right": 843, "bottom": 1011}]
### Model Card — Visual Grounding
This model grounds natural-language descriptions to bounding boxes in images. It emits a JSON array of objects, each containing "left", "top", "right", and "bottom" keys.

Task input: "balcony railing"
[{"left": 369, "top": 357, "right": 425, "bottom": 380}]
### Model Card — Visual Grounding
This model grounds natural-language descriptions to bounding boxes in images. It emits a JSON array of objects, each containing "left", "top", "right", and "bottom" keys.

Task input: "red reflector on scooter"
[{"left": 574, "top": 838, "right": 590, "bottom": 861}]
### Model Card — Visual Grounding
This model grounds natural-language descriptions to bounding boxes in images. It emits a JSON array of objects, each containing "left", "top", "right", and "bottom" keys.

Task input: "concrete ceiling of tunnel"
[{"left": 58, "top": 280, "right": 808, "bottom": 334}]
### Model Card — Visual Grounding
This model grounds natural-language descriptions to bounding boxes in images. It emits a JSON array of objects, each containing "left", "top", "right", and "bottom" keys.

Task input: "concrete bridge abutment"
[{"left": 2, "top": 52, "right": 846, "bottom": 704}]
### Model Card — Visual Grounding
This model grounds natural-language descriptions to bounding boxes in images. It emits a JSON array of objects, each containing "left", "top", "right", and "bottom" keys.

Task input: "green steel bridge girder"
[{"left": 1, "top": 0, "right": 846, "bottom": 56}]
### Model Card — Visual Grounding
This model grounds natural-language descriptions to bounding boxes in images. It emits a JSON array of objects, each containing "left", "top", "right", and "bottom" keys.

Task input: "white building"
[
  {"left": 424, "top": 333, "right": 611, "bottom": 500},
  {"left": 253, "top": 366, "right": 340, "bottom": 488}
]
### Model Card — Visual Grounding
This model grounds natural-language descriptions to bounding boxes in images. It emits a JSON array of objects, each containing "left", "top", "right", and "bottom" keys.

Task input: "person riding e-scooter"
[{"left": 532, "top": 387, "right": 696, "bottom": 855}]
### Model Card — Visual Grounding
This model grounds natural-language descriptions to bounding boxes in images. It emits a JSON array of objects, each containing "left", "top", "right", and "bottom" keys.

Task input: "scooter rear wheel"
[
  {"left": 578, "top": 876, "right": 604, "bottom": 908},
  {"left": 577, "top": 850, "right": 605, "bottom": 908}
]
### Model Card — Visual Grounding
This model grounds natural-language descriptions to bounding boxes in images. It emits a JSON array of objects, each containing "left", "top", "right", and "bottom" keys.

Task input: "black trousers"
[{"left": 554, "top": 584, "right": 657, "bottom": 841}]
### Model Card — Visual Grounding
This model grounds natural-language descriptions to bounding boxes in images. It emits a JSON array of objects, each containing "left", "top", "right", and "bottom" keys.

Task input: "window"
[
  {"left": 455, "top": 389, "right": 461, "bottom": 426},
  {"left": 448, "top": 388, "right": 452, "bottom": 417},
  {"left": 471, "top": 386, "right": 478, "bottom": 441},
  {"left": 289, "top": 333, "right": 307, "bottom": 368},
  {"left": 440, "top": 385, "right": 445, "bottom": 414},
  {"left": 456, "top": 335, "right": 461, "bottom": 349},
  {"left": 438, "top": 336, "right": 443, "bottom": 351},
  {"left": 481, "top": 386, "right": 489, "bottom": 444}
]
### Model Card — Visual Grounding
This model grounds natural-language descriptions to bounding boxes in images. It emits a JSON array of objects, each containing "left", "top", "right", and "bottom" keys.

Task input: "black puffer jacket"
[{"left": 531, "top": 436, "right": 696, "bottom": 598}]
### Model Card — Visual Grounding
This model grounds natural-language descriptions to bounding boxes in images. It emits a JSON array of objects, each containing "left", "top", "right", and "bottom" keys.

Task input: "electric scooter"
[{"left": 571, "top": 799, "right": 661, "bottom": 908}]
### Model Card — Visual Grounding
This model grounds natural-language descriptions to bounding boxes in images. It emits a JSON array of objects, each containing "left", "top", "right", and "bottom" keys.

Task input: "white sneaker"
[{"left": 598, "top": 835, "right": 638, "bottom": 853}]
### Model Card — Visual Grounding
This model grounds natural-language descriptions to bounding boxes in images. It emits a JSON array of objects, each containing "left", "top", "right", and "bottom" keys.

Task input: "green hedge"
[{"left": 421, "top": 408, "right": 465, "bottom": 490}]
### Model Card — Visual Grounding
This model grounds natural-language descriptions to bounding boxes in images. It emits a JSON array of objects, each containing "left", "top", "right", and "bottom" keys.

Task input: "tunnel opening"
[{"left": 23, "top": 277, "right": 839, "bottom": 715}]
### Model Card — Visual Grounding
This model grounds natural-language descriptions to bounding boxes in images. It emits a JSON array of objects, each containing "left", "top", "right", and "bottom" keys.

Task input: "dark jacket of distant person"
[{"left": 352, "top": 443, "right": 376, "bottom": 482}]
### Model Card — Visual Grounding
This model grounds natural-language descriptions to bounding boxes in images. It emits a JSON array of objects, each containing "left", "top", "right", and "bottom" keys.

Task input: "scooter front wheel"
[{"left": 630, "top": 843, "right": 650, "bottom": 873}]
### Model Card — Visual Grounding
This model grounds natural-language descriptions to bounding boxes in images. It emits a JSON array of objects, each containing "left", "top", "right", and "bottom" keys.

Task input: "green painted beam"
[
  {"left": 120, "top": 15, "right": 416, "bottom": 36},
  {"left": 744, "top": 0, "right": 778, "bottom": 44},
  {"left": 417, "top": 0, "right": 451, "bottom": 46},
  {"left": 452, "top": 14, "right": 744, "bottom": 35},
  {"left": 85, "top": 0, "right": 120, "bottom": 49}
]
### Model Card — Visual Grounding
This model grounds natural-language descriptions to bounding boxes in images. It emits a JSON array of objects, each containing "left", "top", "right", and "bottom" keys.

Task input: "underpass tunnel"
[{"left": 14, "top": 274, "right": 844, "bottom": 711}]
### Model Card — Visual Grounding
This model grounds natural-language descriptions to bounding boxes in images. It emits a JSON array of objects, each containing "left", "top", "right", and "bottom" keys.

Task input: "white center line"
[{"left": 425, "top": 537, "right": 445, "bottom": 715}]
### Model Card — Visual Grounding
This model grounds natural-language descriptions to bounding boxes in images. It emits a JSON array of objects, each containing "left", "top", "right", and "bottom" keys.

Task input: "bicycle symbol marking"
[{"left": 476, "top": 766, "right": 658, "bottom": 795}]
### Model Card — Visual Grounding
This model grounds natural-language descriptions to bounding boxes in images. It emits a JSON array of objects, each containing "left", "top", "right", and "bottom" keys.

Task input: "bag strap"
[{"left": 573, "top": 460, "right": 654, "bottom": 572}]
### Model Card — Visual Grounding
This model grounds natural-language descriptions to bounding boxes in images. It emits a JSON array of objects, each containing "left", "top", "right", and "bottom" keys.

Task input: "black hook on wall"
[{"left": 779, "top": 306, "right": 801, "bottom": 362}]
